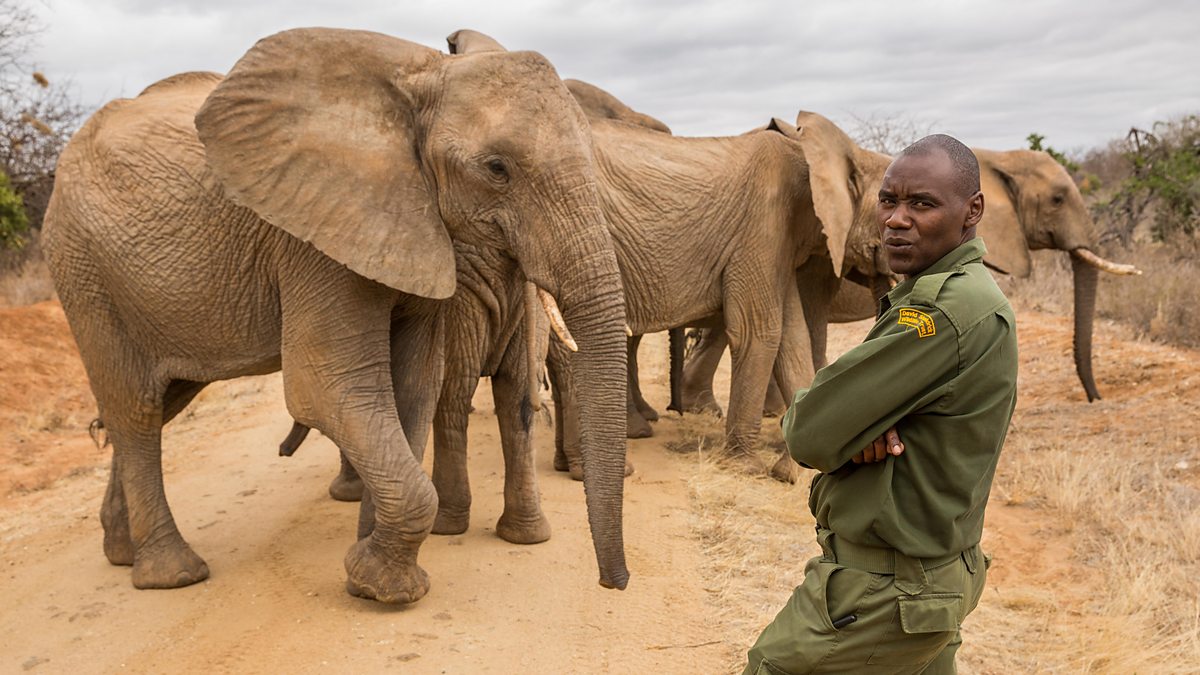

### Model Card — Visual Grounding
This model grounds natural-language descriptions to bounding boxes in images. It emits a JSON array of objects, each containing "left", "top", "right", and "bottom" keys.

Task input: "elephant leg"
[
  {"left": 763, "top": 379, "right": 787, "bottom": 417},
  {"left": 626, "top": 335, "right": 654, "bottom": 439},
  {"left": 491, "top": 336, "right": 552, "bottom": 544},
  {"left": 92, "top": 374, "right": 207, "bottom": 590},
  {"left": 722, "top": 293, "right": 783, "bottom": 466},
  {"left": 329, "top": 452, "right": 364, "bottom": 502},
  {"left": 546, "top": 343, "right": 573, "bottom": 474},
  {"left": 430, "top": 348, "right": 481, "bottom": 536},
  {"left": 628, "top": 335, "right": 659, "bottom": 421},
  {"left": 681, "top": 328, "right": 726, "bottom": 416},
  {"left": 768, "top": 283, "right": 815, "bottom": 485},
  {"left": 280, "top": 278, "right": 437, "bottom": 605}
]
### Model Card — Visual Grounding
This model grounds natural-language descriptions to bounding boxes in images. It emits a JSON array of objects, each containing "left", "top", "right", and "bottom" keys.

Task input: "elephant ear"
[
  {"left": 446, "top": 29, "right": 507, "bottom": 54},
  {"left": 974, "top": 149, "right": 1032, "bottom": 277},
  {"left": 195, "top": 28, "right": 456, "bottom": 299},
  {"left": 791, "top": 112, "right": 856, "bottom": 275}
]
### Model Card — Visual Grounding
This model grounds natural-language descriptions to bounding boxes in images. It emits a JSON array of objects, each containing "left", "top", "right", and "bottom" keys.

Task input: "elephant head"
[
  {"left": 194, "top": 28, "right": 630, "bottom": 590},
  {"left": 446, "top": 29, "right": 671, "bottom": 135},
  {"left": 974, "top": 149, "right": 1140, "bottom": 401}
]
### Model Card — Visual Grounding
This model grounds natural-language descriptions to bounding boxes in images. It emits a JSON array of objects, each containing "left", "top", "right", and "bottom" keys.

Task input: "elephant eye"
[
  {"left": 1051, "top": 193, "right": 1065, "bottom": 206},
  {"left": 486, "top": 158, "right": 509, "bottom": 181}
]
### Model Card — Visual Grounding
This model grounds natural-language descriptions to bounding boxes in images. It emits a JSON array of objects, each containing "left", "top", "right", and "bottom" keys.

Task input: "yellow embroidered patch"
[{"left": 898, "top": 308, "right": 936, "bottom": 338}]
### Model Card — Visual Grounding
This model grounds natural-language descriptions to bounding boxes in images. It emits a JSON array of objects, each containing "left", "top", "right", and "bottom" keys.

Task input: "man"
[{"left": 744, "top": 134, "right": 1018, "bottom": 674}]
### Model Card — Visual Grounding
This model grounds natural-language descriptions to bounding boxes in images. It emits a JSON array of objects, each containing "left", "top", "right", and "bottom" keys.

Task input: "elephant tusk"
[
  {"left": 624, "top": 324, "right": 633, "bottom": 337},
  {"left": 537, "top": 287, "right": 579, "bottom": 352},
  {"left": 1071, "top": 248, "right": 1143, "bottom": 276}
]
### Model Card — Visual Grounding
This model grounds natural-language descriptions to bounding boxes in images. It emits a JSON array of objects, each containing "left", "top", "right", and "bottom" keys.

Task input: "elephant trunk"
[
  {"left": 1069, "top": 251, "right": 1102, "bottom": 402},
  {"left": 549, "top": 226, "right": 630, "bottom": 590}
]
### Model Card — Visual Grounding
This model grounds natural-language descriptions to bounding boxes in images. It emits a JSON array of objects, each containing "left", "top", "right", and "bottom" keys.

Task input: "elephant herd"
[{"left": 40, "top": 27, "right": 1138, "bottom": 604}]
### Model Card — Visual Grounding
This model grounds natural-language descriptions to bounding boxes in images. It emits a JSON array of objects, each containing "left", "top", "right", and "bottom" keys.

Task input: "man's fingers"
[
  {"left": 872, "top": 436, "right": 888, "bottom": 463},
  {"left": 885, "top": 427, "right": 905, "bottom": 456}
]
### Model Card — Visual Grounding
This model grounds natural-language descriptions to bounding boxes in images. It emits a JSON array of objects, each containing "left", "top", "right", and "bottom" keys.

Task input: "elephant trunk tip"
[{"left": 599, "top": 569, "right": 630, "bottom": 591}]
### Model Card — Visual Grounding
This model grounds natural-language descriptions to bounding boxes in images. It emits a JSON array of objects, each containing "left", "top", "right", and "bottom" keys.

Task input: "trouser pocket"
[{"left": 866, "top": 593, "right": 963, "bottom": 666}]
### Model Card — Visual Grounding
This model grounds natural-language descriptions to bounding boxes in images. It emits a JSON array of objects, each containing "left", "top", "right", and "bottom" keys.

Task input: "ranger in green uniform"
[{"left": 744, "top": 134, "right": 1018, "bottom": 675}]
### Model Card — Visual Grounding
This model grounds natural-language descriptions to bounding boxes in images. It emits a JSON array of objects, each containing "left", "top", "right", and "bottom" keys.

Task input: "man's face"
[{"left": 877, "top": 150, "right": 983, "bottom": 276}]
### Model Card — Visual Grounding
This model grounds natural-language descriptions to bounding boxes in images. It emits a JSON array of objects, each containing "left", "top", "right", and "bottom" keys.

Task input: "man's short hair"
[{"left": 899, "top": 134, "right": 981, "bottom": 199}]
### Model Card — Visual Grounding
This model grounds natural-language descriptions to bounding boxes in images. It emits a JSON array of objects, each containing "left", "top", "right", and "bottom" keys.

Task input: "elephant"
[
  {"left": 449, "top": 29, "right": 676, "bottom": 440},
  {"left": 545, "top": 114, "right": 892, "bottom": 481},
  {"left": 41, "top": 27, "right": 632, "bottom": 603},
  {"left": 682, "top": 145, "right": 1142, "bottom": 417}
]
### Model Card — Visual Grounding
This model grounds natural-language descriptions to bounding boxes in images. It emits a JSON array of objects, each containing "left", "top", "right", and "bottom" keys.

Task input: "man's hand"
[{"left": 851, "top": 426, "right": 904, "bottom": 464}]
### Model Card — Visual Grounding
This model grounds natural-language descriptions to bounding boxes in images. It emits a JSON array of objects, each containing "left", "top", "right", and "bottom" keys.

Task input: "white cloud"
[{"left": 26, "top": 0, "right": 1200, "bottom": 151}]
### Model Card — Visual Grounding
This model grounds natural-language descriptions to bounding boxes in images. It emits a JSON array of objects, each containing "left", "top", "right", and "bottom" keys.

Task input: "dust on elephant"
[
  {"left": 42, "top": 28, "right": 631, "bottom": 602},
  {"left": 824, "top": 147, "right": 1141, "bottom": 401}
]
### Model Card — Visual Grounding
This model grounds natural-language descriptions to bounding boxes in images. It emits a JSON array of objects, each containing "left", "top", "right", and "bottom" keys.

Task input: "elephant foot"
[
  {"left": 566, "top": 458, "right": 634, "bottom": 482},
  {"left": 768, "top": 452, "right": 800, "bottom": 484},
  {"left": 720, "top": 448, "right": 767, "bottom": 476},
  {"left": 131, "top": 539, "right": 209, "bottom": 589},
  {"left": 102, "top": 521, "right": 135, "bottom": 567},
  {"left": 496, "top": 510, "right": 552, "bottom": 545},
  {"left": 344, "top": 538, "right": 430, "bottom": 604},
  {"left": 553, "top": 448, "right": 570, "bottom": 472},
  {"left": 431, "top": 507, "right": 469, "bottom": 536},
  {"left": 328, "top": 473, "right": 364, "bottom": 502},
  {"left": 627, "top": 409, "right": 654, "bottom": 439},
  {"left": 683, "top": 389, "right": 723, "bottom": 417}
]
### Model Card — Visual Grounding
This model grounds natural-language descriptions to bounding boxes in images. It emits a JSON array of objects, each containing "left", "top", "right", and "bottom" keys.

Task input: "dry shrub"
[
  {"left": 0, "top": 232, "right": 55, "bottom": 307},
  {"left": 1008, "top": 241, "right": 1200, "bottom": 349}
]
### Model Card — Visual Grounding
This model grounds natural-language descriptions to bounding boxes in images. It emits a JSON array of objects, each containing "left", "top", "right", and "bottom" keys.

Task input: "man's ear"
[{"left": 966, "top": 190, "right": 985, "bottom": 229}]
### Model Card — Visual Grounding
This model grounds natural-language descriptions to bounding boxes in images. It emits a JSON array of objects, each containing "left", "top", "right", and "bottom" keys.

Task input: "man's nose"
[{"left": 884, "top": 205, "right": 913, "bottom": 229}]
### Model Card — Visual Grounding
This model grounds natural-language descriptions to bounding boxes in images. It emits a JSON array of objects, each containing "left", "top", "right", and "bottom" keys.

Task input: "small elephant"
[{"left": 43, "top": 28, "right": 632, "bottom": 603}]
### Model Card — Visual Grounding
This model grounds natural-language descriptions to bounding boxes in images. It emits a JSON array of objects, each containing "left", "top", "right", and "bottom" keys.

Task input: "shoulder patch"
[{"left": 898, "top": 308, "right": 936, "bottom": 338}]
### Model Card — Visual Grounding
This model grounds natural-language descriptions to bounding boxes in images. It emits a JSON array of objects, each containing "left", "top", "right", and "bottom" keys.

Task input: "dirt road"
[{"left": 2, "top": 300, "right": 1198, "bottom": 673}]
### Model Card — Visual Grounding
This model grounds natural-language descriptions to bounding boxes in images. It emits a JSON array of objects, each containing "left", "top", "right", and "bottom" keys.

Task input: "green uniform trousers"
[{"left": 744, "top": 528, "right": 989, "bottom": 675}]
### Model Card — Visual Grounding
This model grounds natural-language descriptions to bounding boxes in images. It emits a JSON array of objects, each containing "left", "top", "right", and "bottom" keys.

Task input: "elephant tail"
[{"left": 666, "top": 327, "right": 686, "bottom": 415}]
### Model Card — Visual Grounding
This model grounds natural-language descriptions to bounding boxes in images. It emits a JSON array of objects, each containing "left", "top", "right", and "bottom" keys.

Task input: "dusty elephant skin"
[{"left": 41, "top": 27, "right": 631, "bottom": 603}]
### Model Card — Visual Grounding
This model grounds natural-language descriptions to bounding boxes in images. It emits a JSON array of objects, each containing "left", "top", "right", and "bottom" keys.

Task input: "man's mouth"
[{"left": 885, "top": 239, "right": 913, "bottom": 250}]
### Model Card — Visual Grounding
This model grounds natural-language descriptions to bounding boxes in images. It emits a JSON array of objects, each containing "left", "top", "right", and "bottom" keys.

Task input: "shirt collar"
[{"left": 886, "top": 237, "right": 989, "bottom": 305}]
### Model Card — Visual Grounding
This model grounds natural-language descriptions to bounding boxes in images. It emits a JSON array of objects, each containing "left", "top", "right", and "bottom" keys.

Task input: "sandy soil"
[{"left": 1, "top": 300, "right": 1197, "bottom": 673}]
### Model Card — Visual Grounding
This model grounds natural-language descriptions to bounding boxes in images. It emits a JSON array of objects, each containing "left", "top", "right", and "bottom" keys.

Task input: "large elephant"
[
  {"left": 449, "top": 29, "right": 675, "bottom": 440},
  {"left": 739, "top": 147, "right": 1141, "bottom": 404},
  {"left": 41, "top": 28, "right": 631, "bottom": 602}
]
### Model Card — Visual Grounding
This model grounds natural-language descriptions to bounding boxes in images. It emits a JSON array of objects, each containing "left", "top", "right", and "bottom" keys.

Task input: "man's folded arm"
[{"left": 781, "top": 307, "right": 958, "bottom": 473}]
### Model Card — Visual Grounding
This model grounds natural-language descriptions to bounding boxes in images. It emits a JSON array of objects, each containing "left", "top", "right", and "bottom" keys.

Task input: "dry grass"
[{"left": 681, "top": 310, "right": 1200, "bottom": 674}]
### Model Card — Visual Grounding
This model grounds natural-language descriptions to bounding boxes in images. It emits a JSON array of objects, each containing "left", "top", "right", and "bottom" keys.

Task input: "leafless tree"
[
  {"left": 847, "top": 111, "right": 936, "bottom": 156},
  {"left": 1, "top": 0, "right": 86, "bottom": 230}
]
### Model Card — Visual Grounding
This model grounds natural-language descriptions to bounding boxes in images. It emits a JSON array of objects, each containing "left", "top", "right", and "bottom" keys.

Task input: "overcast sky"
[{"left": 24, "top": 0, "right": 1200, "bottom": 152}]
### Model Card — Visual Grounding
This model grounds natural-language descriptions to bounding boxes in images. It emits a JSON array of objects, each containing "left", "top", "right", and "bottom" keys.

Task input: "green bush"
[
  {"left": 1115, "top": 116, "right": 1200, "bottom": 241},
  {"left": 0, "top": 171, "right": 29, "bottom": 249}
]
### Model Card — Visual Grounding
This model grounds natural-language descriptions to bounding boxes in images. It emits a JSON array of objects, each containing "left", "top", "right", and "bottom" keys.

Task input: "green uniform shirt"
[{"left": 782, "top": 237, "right": 1018, "bottom": 559}]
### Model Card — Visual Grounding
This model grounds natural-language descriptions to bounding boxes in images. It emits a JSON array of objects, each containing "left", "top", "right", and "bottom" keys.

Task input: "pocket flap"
[{"left": 898, "top": 594, "right": 962, "bottom": 634}]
